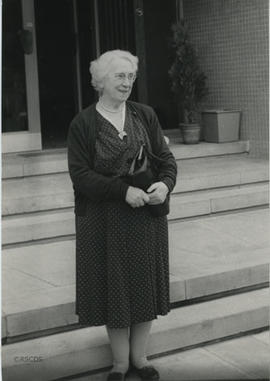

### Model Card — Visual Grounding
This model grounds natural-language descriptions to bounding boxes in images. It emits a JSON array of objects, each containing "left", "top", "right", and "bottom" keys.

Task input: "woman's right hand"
[{"left": 125, "top": 186, "right": 150, "bottom": 208}]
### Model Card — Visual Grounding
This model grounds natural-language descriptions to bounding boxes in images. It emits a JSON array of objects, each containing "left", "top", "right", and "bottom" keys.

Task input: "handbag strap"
[
  {"left": 127, "top": 102, "right": 166, "bottom": 165},
  {"left": 144, "top": 145, "right": 166, "bottom": 164},
  {"left": 138, "top": 144, "right": 144, "bottom": 160}
]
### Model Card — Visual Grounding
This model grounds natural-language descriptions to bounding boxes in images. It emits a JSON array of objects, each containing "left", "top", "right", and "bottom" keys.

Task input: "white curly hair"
[{"left": 89, "top": 50, "right": 138, "bottom": 94}]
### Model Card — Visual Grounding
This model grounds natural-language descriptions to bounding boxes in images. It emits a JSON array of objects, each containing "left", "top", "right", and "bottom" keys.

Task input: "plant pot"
[
  {"left": 201, "top": 110, "right": 241, "bottom": 143},
  {"left": 180, "top": 123, "right": 201, "bottom": 144}
]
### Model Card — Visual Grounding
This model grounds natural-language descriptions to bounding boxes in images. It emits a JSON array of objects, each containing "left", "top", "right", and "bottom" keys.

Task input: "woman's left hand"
[{"left": 146, "top": 182, "right": 169, "bottom": 204}]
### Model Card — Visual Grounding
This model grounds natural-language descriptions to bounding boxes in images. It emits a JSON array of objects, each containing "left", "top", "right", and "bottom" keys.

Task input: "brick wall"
[{"left": 183, "top": 0, "right": 269, "bottom": 158}]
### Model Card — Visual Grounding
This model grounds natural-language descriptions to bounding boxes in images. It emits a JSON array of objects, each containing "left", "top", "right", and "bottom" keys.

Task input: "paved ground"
[{"left": 62, "top": 331, "right": 269, "bottom": 381}]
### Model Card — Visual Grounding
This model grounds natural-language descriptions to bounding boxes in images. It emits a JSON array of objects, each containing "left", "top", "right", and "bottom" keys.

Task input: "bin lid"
[{"left": 201, "top": 109, "right": 241, "bottom": 114}]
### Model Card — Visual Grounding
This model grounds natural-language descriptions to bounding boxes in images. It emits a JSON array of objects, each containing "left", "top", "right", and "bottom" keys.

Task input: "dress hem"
[{"left": 76, "top": 309, "right": 171, "bottom": 329}]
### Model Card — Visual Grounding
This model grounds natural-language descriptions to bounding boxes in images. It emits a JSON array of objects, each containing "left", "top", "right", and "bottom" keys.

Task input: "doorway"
[
  {"left": 34, "top": 0, "right": 97, "bottom": 149},
  {"left": 2, "top": 0, "right": 42, "bottom": 153},
  {"left": 142, "top": 0, "right": 178, "bottom": 129},
  {"left": 2, "top": 0, "right": 28, "bottom": 133}
]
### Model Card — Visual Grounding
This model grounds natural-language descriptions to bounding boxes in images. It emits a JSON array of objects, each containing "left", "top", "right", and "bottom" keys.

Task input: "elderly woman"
[{"left": 67, "top": 50, "right": 177, "bottom": 381}]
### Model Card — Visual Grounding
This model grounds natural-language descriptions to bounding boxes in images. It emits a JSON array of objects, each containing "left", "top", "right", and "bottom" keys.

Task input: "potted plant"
[{"left": 169, "top": 20, "right": 209, "bottom": 144}]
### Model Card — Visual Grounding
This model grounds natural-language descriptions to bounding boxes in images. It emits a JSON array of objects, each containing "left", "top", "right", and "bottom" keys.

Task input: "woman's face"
[{"left": 101, "top": 58, "right": 136, "bottom": 104}]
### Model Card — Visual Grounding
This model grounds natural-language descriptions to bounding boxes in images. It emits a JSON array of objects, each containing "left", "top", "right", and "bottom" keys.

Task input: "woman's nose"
[{"left": 122, "top": 77, "right": 131, "bottom": 86}]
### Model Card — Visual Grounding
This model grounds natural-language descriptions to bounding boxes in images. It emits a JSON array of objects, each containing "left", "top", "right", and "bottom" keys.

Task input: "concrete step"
[
  {"left": 2, "top": 149, "right": 68, "bottom": 179},
  {"left": 47, "top": 331, "right": 270, "bottom": 381},
  {"left": 2, "top": 208, "right": 269, "bottom": 339},
  {"left": 2, "top": 209, "right": 75, "bottom": 245},
  {"left": 2, "top": 288, "right": 269, "bottom": 381},
  {"left": 2, "top": 246, "right": 269, "bottom": 340},
  {"left": 2, "top": 140, "right": 249, "bottom": 179},
  {"left": 2, "top": 183, "right": 269, "bottom": 245},
  {"left": 170, "top": 182, "right": 269, "bottom": 220},
  {"left": 174, "top": 155, "right": 268, "bottom": 192},
  {"left": 2, "top": 155, "right": 268, "bottom": 216}
]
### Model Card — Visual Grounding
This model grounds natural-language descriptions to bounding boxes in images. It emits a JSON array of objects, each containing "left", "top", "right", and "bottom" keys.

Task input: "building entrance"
[{"left": 2, "top": 0, "right": 179, "bottom": 152}]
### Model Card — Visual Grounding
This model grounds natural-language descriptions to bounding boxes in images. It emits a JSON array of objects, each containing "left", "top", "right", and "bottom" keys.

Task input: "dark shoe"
[
  {"left": 126, "top": 363, "right": 134, "bottom": 373},
  {"left": 107, "top": 371, "right": 125, "bottom": 381},
  {"left": 132, "top": 365, "right": 160, "bottom": 380}
]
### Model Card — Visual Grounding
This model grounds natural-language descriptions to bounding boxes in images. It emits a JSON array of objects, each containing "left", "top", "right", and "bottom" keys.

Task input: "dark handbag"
[{"left": 126, "top": 144, "right": 170, "bottom": 217}]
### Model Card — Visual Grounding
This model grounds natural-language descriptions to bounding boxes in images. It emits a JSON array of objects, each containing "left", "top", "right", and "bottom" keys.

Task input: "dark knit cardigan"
[{"left": 67, "top": 100, "right": 178, "bottom": 216}]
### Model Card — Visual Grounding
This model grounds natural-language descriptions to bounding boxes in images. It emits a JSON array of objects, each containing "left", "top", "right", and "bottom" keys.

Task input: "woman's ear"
[{"left": 98, "top": 82, "right": 105, "bottom": 96}]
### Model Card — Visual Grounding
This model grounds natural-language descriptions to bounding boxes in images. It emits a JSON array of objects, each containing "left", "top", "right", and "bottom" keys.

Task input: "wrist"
[
  {"left": 160, "top": 181, "right": 169, "bottom": 195},
  {"left": 123, "top": 184, "right": 131, "bottom": 201},
  {"left": 159, "top": 178, "right": 172, "bottom": 193}
]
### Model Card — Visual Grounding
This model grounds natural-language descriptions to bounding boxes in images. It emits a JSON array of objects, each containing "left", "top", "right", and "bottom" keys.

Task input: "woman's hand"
[
  {"left": 146, "top": 182, "right": 169, "bottom": 205},
  {"left": 125, "top": 186, "right": 150, "bottom": 208}
]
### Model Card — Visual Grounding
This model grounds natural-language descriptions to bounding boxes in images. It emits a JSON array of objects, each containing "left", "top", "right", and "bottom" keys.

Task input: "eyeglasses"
[{"left": 114, "top": 72, "right": 137, "bottom": 83}]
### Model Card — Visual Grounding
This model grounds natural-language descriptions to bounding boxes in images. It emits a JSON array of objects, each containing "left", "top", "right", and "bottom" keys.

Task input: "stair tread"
[
  {"left": 2, "top": 141, "right": 250, "bottom": 179},
  {"left": 2, "top": 209, "right": 269, "bottom": 316},
  {"left": 2, "top": 208, "right": 74, "bottom": 227},
  {"left": 174, "top": 182, "right": 269, "bottom": 201},
  {"left": 2, "top": 288, "right": 268, "bottom": 358},
  {"left": 2, "top": 250, "right": 269, "bottom": 316},
  {"left": 170, "top": 141, "right": 249, "bottom": 159},
  {"left": 3, "top": 288, "right": 268, "bottom": 381},
  {"left": 2, "top": 157, "right": 269, "bottom": 209},
  {"left": 2, "top": 155, "right": 268, "bottom": 200},
  {"left": 177, "top": 155, "right": 268, "bottom": 174},
  {"left": 2, "top": 183, "right": 268, "bottom": 227},
  {"left": 152, "top": 288, "right": 269, "bottom": 331},
  {"left": 2, "top": 141, "right": 248, "bottom": 160}
]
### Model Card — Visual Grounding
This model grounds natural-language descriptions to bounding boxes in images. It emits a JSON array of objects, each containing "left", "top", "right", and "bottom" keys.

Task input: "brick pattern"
[{"left": 183, "top": 0, "right": 269, "bottom": 158}]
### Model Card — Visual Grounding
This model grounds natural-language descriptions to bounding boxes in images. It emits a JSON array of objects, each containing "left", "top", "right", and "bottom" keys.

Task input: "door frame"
[{"left": 2, "top": 0, "right": 42, "bottom": 153}]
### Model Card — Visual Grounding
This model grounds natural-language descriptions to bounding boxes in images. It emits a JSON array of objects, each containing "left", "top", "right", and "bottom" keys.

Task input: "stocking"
[
  {"left": 106, "top": 326, "right": 130, "bottom": 373},
  {"left": 130, "top": 320, "right": 153, "bottom": 368}
]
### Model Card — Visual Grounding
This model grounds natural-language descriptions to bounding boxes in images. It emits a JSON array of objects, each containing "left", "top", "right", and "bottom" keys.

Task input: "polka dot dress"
[{"left": 75, "top": 107, "right": 171, "bottom": 328}]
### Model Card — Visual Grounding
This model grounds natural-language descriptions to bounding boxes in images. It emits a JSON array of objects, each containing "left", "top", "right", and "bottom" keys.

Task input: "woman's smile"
[{"left": 118, "top": 88, "right": 130, "bottom": 95}]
